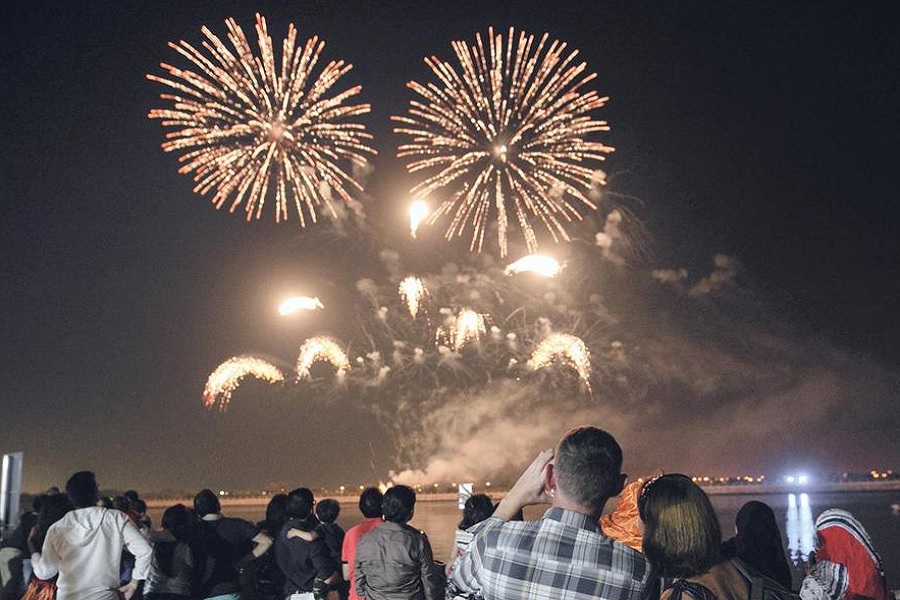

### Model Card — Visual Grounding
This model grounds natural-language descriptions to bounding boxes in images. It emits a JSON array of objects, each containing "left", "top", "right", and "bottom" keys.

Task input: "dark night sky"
[{"left": 1, "top": 1, "right": 898, "bottom": 494}]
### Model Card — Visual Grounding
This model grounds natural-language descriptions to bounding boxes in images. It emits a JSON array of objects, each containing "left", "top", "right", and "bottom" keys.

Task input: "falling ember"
[
  {"left": 504, "top": 254, "right": 562, "bottom": 277},
  {"left": 278, "top": 296, "right": 325, "bottom": 315},
  {"left": 147, "top": 14, "right": 376, "bottom": 225},
  {"left": 438, "top": 308, "right": 486, "bottom": 351},
  {"left": 409, "top": 200, "right": 430, "bottom": 238},
  {"left": 393, "top": 26, "right": 614, "bottom": 256},
  {"left": 296, "top": 336, "right": 351, "bottom": 380},
  {"left": 398, "top": 276, "right": 427, "bottom": 318},
  {"left": 203, "top": 355, "right": 284, "bottom": 411},
  {"left": 527, "top": 333, "right": 592, "bottom": 390}
]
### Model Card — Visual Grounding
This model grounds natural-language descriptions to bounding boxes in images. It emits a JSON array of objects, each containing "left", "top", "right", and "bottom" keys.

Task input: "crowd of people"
[{"left": 0, "top": 426, "right": 893, "bottom": 600}]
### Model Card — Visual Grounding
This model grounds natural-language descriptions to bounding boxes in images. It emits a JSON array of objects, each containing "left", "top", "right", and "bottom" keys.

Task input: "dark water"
[{"left": 153, "top": 491, "right": 900, "bottom": 589}]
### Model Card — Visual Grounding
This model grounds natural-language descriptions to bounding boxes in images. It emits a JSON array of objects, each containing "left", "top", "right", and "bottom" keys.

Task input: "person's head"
[
  {"left": 639, "top": 473, "right": 722, "bottom": 578},
  {"left": 193, "top": 489, "right": 221, "bottom": 517},
  {"left": 33, "top": 493, "right": 74, "bottom": 551},
  {"left": 459, "top": 494, "right": 495, "bottom": 530},
  {"left": 65, "top": 471, "right": 99, "bottom": 508},
  {"left": 735, "top": 501, "right": 781, "bottom": 549},
  {"left": 264, "top": 493, "right": 288, "bottom": 533},
  {"left": 286, "top": 487, "right": 315, "bottom": 520},
  {"left": 316, "top": 498, "right": 341, "bottom": 524},
  {"left": 113, "top": 495, "right": 131, "bottom": 512},
  {"left": 124, "top": 490, "right": 140, "bottom": 503},
  {"left": 134, "top": 498, "right": 147, "bottom": 515},
  {"left": 161, "top": 503, "right": 197, "bottom": 543},
  {"left": 551, "top": 426, "right": 625, "bottom": 515},
  {"left": 358, "top": 487, "right": 383, "bottom": 518},
  {"left": 382, "top": 485, "right": 416, "bottom": 524}
]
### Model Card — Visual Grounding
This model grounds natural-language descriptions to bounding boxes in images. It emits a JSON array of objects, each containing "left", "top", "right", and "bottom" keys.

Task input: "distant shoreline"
[{"left": 145, "top": 480, "right": 900, "bottom": 509}]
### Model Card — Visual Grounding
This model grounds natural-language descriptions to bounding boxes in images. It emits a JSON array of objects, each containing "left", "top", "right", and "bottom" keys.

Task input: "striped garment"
[{"left": 449, "top": 507, "right": 650, "bottom": 600}]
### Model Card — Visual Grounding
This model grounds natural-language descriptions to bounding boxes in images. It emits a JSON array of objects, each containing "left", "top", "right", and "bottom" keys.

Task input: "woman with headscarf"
[
  {"left": 721, "top": 500, "right": 793, "bottom": 590},
  {"left": 799, "top": 509, "right": 888, "bottom": 600}
]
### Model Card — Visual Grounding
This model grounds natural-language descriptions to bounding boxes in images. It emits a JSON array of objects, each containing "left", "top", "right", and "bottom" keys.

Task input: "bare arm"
[{"left": 251, "top": 531, "right": 273, "bottom": 558}]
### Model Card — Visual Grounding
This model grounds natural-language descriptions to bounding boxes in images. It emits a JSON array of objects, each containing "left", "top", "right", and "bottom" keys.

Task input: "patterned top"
[{"left": 449, "top": 507, "right": 650, "bottom": 600}]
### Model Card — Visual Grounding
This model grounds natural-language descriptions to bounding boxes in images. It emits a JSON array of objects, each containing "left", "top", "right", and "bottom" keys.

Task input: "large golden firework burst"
[
  {"left": 393, "top": 27, "right": 614, "bottom": 256},
  {"left": 148, "top": 14, "right": 375, "bottom": 225}
]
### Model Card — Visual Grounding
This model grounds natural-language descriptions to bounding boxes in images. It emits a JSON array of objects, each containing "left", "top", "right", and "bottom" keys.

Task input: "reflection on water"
[{"left": 785, "top": 493, "right": 816, "bottom": 563}]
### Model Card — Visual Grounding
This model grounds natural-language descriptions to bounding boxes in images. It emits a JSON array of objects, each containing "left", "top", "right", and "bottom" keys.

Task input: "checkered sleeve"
[{"left": 448, "top": 516, "right": 504, "bottom": 596}]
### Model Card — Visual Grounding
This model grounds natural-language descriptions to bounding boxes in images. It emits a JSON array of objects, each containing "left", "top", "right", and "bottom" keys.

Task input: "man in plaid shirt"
[{"left": 449, "top": 426, "right": 651, "bottom": 600}]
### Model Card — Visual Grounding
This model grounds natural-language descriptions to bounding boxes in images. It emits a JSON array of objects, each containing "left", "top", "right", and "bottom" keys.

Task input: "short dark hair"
[
  {"left": 554, "top": 426, "right": 624, "bottom": 512},
  {"left": 459, "top": 494, "right": 494, "bottom": 530},
  {"left": 316, "top": 498, "right": 341, "bottom": 523},
  {"left": 193, "top": 489, "right": 221, "bottom": 517},
  {"left": 358, "top": 487, "right": 383, "bottom": 518},
  {"left": 382, "top": 485, "right": 416, "bottom": 523},
  {"left": 639, "top": 473, "right": 722, "bottom": 577},
  {"left": 286, "top": 487, "right": 315, "bottom": 519},
  {"left": 65, "top": 471, "right": 99, "bottom": 508}
]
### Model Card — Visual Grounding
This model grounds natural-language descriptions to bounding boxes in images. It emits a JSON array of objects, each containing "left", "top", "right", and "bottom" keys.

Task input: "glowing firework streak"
[
  {"left": 296, "top": 336, "right": 350, "bottom": 380},
  {"left": 505, "top": 254, "right": 562, "bottom": 277},
  {"left": 398, "top": 276, "right": 427, "bottom": 318},
  {"left": 203, "top": 355, "right": 284, "bottom": 411},
  {"left": 409, "top": 200, "right": 430, "bottom": 238},
  {"left": 278, "top": 296, "right": 324, "bottom": 315},
  {"left": 527, "top": 333, "right": 592, "bottom": 390},
  {"left": 437, "top": 308, "right": 486, "bottom": 351},
  {"left": 393, "top": 27, "right": 614, "bottom": 256},
  {"left": 148, "top": 14, "right": 376, "bottom": 225}
]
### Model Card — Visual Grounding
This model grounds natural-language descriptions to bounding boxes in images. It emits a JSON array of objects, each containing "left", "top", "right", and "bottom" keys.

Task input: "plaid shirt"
[{"left": 449, "top": 507, "right": 650, "bottom": 600}]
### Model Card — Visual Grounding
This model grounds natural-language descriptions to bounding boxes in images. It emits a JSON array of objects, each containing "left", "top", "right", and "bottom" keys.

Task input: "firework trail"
[
  {"left": 504, "top": 254, "right": 562, "bottom": 277},
  {"left": 398, "top": 276, "right": 427, "bottom": 318},
  {"left": 393, "top": 26, "right": 614, "bottom": 256},
  {"left": 203, "top": 355, "right": 285, "bottom": 411},
  {"left": 527, "top": 332, "right": 592, "bottom": 391},
  {"left": 408, "top": 200, "right": 430, "bottom": 238},
  {"left": 148, "top": 14, "right": 375, "bottom": 225},
  {"left": 278, "top": 296, "right": 325, "bottom": 315},
  {"left": 296, "top": 336, "right": 351, "bottom": 380}
]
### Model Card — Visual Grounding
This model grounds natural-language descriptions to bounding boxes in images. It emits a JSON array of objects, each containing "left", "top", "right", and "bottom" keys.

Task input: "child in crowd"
[{"left": 315, "top": 499, "right": 346, "bottom": 600}]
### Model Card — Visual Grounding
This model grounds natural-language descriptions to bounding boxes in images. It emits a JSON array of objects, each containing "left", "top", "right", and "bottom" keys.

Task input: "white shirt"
[{"left": 32, "top": 507, "right": 152, "bottom": 600}]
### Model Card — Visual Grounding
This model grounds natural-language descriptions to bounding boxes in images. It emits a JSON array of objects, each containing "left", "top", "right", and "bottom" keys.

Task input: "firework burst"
[
  {"left": 203, "top": 355, "right": 285, "bottom": 411},
  {"left": 436, "top": 308, "right": 487, "bottom": 351},
  {"left": 148, "top": 14, "right": 375, "bottom": 225},
  {"left": 527, "top": 332, "right": 592, "bottom": 391},
  {"left": 398, "top": 276, "right": 428, "bottom": 318},
  {"left": 296, "top": 336, "right": 351, "bottom": 380},
  {"left": 393, "top": 26, "right": 614, "bottom": 256}
]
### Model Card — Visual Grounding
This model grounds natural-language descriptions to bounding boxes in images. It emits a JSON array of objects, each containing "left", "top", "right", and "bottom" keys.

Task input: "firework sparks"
[
  {"left": 505, "top": 254, "right": 562, "bottom": 277},
  {"left": 148, "top": 14, "right": 375, "bottom": 225},
  {"left": 393, "top": 26, "right": 614, "bottom": 256},
  {"left": 409, "top": 200, "right": 430, "bottom": 238},
  {"left": 437, "top": 308, "right": 486, "bottom": 351},
  {"left": 278, "top": 295, "right": 325, "bottom": 315},
  {"left": 203, "top": 355, "right": 285, "bottom": 411},
  {"left": 399, "top": 276, "right": 427, "bottom": 318},
  {"left": 296, "top": 336, "right": 350, "bottom": 380},
  {"left": 527, "top": 333, "right": 592, "bottom": 390}
]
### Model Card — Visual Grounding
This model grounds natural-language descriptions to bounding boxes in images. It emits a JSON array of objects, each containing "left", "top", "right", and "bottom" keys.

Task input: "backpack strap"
[
  {"left": 750, "top": 577, "right": 766, "bottom": 600},
  {"left": 667, "top": 579, "right": 719, "bottom": 600}
]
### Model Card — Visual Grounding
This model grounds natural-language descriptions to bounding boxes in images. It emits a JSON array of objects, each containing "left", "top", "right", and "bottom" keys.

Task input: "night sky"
[{"left": 2, "top": 1, "right": 898, "bottom": 494}]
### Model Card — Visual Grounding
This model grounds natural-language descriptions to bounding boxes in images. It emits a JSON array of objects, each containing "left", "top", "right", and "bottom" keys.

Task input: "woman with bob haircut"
[{"left": 639, "top": 474, "right": 749, "bottom": 600}]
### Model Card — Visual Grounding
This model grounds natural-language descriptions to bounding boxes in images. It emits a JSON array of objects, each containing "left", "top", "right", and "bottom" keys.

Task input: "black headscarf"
[{"left": 722, "top": 500, "right": 793, "bottom": 590}]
